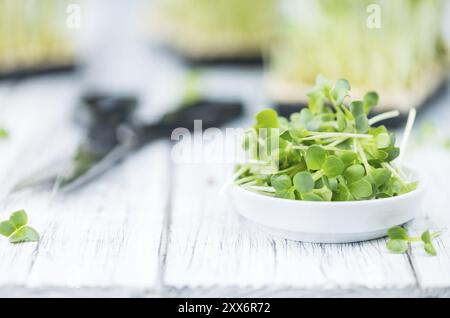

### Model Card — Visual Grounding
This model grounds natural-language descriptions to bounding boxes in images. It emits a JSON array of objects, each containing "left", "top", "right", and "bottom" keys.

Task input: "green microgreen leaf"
[
  {"left": 370, "top": 168, "right": 391, "bottom": 187},
  {"left": 348, "top": 178, "right": 373, "bottom": 199},
  {"left": 9, "top": 226, "right": 40, "bottom": 243},
  {"left": 0, "top": 221, "right": 15, "bottom": 237},
  {"left": 0, "top": 210, "right": 39, "bottom": 244},
  {"left": 300, "top": 192, "right": 324, "bottom": 201},
  {"left": 254, "top": 109, "right": 279, "bottom": 129},
  {"left": 305, "top": 145, "right": 326, "bottom": 171},
  {"left": 331, "top": 79, "right": 351, "bottom": 105},
  {"left": 276, "top": 188, "right": 296, "bottom": 200},
  {"left": 375, "top": 133, "right": 391, "bottom": 149},
  {"left": 386, "top": 239, "right": 409, "bottom": 254},
  {"left": 363, "top": 91, "right": 379, "bottom": 114},
  {"left": 387, "top": 226, "right": 409, "bottom": 240},
  {"left": 293, "top": 171, "right": 314, "bottom": 193},
  {"left": 421, "top": 230, "right": 439, "bottom": 256},
  {"left": 355, "top": 115, "right": 369, "bottom": 133},
  {"left": 350, "top": 101, "right": 365, "bottom": 117},
  {"left": 9, "top": 210, "right": 28, "bottom": 229},
  {"left": 271, "top": 174, "right": 292, "bottom": 191},
  {"left": 322, "top": 155, "right": 345, "bottom": 178},
  {"left": 386, "top": 227, "right": 440, "bottom": 256},
  {"left": 344, "top": 164, "right": 365, "bottom": 183}
]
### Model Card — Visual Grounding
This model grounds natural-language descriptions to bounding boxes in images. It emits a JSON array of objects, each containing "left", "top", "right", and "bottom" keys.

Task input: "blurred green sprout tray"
[
  {"left": 266, "top": 0, "right": 449, "bottom": 115},
  {"left": 0, "top": 0, "right": 78, "bottom": 80},
  {"left": 148, "top": 0, "right": 277, "bottom": 61}
]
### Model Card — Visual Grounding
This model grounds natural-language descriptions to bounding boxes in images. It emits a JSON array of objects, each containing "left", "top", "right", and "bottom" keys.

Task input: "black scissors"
[{"left": 13, "top": 93, "right": 243, "bottom": 193}]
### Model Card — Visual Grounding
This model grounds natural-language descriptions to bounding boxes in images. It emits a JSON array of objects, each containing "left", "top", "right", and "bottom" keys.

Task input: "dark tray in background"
[
  {"left": 273, "top": 80, "right": 449, "bottom": 129},
  {"left": 154, "top": 45, "right": 264, "bottom": 67},
  {"left": 0, "top": 64, "right": 77, "bottom": 81}
]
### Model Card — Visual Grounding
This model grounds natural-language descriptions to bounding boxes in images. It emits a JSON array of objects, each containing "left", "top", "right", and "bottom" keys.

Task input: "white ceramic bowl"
[{"left": 230, "top": 166, "right": 425, "bottom": 243}]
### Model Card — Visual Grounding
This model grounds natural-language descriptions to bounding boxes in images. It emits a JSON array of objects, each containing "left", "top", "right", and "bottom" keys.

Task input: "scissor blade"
[
  {"left": 11, "top": 159, "right": 69, "bottom": 192},
  {"left": 57, "top": 141, "right": 135, "bottom": 193}
]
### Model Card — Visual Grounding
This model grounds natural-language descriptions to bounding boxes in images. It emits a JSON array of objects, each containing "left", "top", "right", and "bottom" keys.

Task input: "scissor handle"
[{"left": 81, "top": 92, "right": 138, "bottom": 126}]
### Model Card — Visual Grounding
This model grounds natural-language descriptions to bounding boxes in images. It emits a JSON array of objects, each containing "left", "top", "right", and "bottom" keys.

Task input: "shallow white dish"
[{"left": 230, "top": 166, "right": 425, "bottom": 243}]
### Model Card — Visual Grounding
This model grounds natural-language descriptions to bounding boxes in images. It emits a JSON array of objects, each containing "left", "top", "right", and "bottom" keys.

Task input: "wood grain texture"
[
  {"left": 405, "top": 148, "right": 450, "bottom": 296},
  {"left": 0, "top": 78, "right": 169, "bottom": 297},
  {"left": 2, "top": 63, "right": 450, "bottom": 297},
  {"left": 163, "top": 142, "right": 417, "bottom": 297}
]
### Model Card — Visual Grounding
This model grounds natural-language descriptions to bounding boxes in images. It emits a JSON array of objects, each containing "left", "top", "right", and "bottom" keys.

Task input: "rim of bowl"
[{"left": 232, "top": 165, "right": 426, "bottom": 206}]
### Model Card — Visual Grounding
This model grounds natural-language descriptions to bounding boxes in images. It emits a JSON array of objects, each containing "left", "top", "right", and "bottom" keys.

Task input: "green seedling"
[
  {"left": 235, "top": 75, "right": 417, "bottom": 201},
  {"left": 386, "top": 226, "right": 440, "bottom": 256},
  {"left": 0, "top": 210, "right": 39, "bottom": 244}
]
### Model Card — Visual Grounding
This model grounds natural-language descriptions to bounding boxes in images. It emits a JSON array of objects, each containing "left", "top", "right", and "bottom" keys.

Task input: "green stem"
[
  {"left": 355, "top": 139, "right": 371, "bottom": 172},
  {"left": 313, "top": 170, "right": 324, "bottom": 181},
  {"left": 368, "top": 110, "right": 400, "bottom": 126},
  {"left": 382, "top": 163, "right": 407, "bottom": 186},
  {"left": 301, "top": 132, "right": 372, "bottom": 141},
  {"left": 244, "top": 185, "right": 276, "bottom": 193},
  {"left": 235, "top": 176, "right": 256, "bottom": 185}
]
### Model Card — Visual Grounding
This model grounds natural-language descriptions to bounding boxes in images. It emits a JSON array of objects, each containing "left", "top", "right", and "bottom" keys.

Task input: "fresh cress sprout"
[
  {"left": 234, "top": 75, "right": 417, "bottom": 201},
  {"left": 386, "top": 226, "right": 440, "bottom": 256},
  {"left": 0, "top": 210, "right": 39, "bottom": 244}
]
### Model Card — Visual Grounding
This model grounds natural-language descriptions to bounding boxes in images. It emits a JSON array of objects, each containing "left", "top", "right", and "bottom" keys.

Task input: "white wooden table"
[{"left": 1, "top": 46, "right": 450, "bottom": 298}]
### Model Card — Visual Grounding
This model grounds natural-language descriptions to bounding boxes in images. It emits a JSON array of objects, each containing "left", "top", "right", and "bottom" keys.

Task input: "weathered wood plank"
[
  {"left": 0, "top": 77, "right": 80, "bottom": 291},
  {"left": 405, "top": 148, "right": 450, "bottom": 296},
  {"left": 163, "top": 139, "right": 417, "bottom": 296},
  {"left": 23, "top": 141, "right": 169, "bottom": 293},
  {"left": 0, "top": 78, "right": 169, "bottom": 296}
]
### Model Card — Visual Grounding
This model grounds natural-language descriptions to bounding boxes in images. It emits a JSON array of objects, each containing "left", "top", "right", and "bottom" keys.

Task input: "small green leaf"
[
  {"left": 332, "top": 79, "right": 351, "bottom": 105},
  {"left": 322, "top": 155, "right": 345, "bottom": 178},
  {"left": 370, "top": 168, "right": 391, "bottom": 187},
  {"left": 376, "top": 133, "right": 391, "bottom": 149},
  {"left": 323, "top": 176, "right": 338, "bottom": 191},
  {"left": 421, "top": 230, "right": 438, "bottom": 256},
  {"left": 313, "top": 186, "right": 333, "bottom": 201},
  {"left": 355, "top": 115, "right": 369, "bottom": 133},
  {"left": 334, "top": 184, "right": 351, "bottom": 201},
  {"left": 0, "top": 210, "right": 40, "bottom": 244},
  {"left": 316, "top": 74, "right": 332, "bottom": 91},
  {"left": 0, "top": 221, "right": 15, "bottom": 237},
  {"left": 289, "top": 127, "right": 308, "bottom": 141},
  {"left": 386, "top": 147, "right": 400, "bottom": 162},
  {"left": 350, "top": 101, "right": 365, "bottom": 117},
  {"left": 424, "top": 243, "right": 437, "bottom": 256},
  {"left": 254, "top": 109, "right": 279, "bottom": 129},
  {"left": 387, "top": 226, "right": 409, "bottom": 240},
  {"left": 339, "top": 151, "right": 357, "bottom": 166},
  {"left": 9, "top": 226, "right": 40, "bottom": 244},
  {"left": 9, "top": 210, "right": 28, "bottom": 229},
  {"left": 271, "top": 174, "right": 292, "bottom": 191},
  {"left": 301, "top": 192, "right": 323, "bottom": 201},
  {"left": 421, "top": 230, "right": 432, "bottom": 244},
  {"left": 306, "top": 89, "right": 325, "bottom": 114},
  {"left": 293, "top": 171, "right": 314, "bottom": 193},
  {"left": 298, "top": 108, "right": 314, "bottom": 125},
  {"left": 344, "top": 164, "right": 365, "bottom": 183},
  {"left": 305, "top": 145, "right": 326, "bottom": 171},
  {"left": 348, "top": 178, "right": 373, "bottom": 199},
  {"left": 363, "top": 91, "right": 379, "bottom": 114},
  {"left": 386, "top": 239, "right": 408, "bottom": 254}
]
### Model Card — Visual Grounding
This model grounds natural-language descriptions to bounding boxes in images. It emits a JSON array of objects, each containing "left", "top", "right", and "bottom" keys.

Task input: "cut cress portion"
[{"left": 234, "top": 75, "right": 417, "bottom": 202}]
